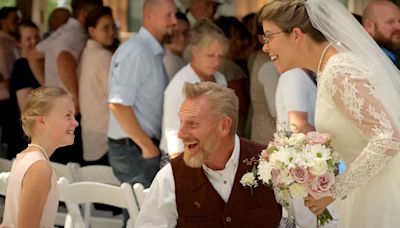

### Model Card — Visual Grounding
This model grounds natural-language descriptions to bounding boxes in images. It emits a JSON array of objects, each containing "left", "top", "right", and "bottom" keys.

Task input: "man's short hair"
[
  {"left": 183, "top": 82, "right": 238, "bottom": 137},
  {"left": 70, "top": 0, "right": 103, "bottom": 18},
  {"left": 0, "top": 6, "right": 18, "bottom": 20}
]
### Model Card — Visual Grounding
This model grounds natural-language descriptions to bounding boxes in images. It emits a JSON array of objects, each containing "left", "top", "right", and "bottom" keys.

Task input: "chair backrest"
[
  {"left": 71, "top": 164, "right": 120, "bottom": 185},
  {"left": 58, "top": 177, "right": 139, "bottom": 228},
  {"left": 0, "top": 172, "right": 10, "bottom": 196},
  {"left": 0, "top": 158, "right": 13, "bottom": 173},
  {"left": 133, "top": 183, "right": 149, "bottom": 210},
  {"left": 51, "top": 162, "right": 76, "bottom": 183}
]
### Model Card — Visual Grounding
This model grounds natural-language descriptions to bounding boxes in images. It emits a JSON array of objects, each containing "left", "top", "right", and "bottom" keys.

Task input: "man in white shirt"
[
  {"left": 275, "top": 68, "right": 317, "bottom": 133},
  {"left": 28, "top": 0, "right": 102, "bottom": 112},
  {"left": 135, "top": 82, "right": 282, "bottom": 228}
]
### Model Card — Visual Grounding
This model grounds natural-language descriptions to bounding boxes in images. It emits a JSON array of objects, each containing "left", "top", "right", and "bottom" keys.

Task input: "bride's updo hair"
[
  {"left": 21, "top": 86, "right": 69, "bottom": 139},
  {"left": 258, "top": 0, "right": 326, "bottom": 43}
]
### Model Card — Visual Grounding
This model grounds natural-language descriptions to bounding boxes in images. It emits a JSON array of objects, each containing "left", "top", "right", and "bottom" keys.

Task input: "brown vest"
[{"left": 171, "top": 138, "right": 282, "bottom": 228}]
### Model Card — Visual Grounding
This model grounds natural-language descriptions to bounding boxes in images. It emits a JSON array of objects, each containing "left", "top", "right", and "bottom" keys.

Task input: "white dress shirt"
[
  {"left": 134, "top": 135, "right": 240, "bottom": 228},
  {"left": 160, "top": 63, "right": 227, "bottom": 154},
  {"left": 36, "top": 18, "right": 87, "bottom": 89}
]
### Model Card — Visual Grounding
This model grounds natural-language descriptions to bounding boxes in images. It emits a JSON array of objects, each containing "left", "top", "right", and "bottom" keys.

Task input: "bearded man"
[
  {"left": 363, "top": 0, "right": 400, "bottom": 68},
  {"left": 135, "top": 81, "right": 282, "bottom": 228}
]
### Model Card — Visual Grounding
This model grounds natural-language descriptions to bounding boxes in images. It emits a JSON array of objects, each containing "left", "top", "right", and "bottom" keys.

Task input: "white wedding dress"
[{"left": 315, "top": 52, "right": 400, "bottom": 228}]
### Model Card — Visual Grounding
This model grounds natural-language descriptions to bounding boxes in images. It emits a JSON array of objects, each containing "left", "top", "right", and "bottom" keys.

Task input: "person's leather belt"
[{"left": 108, "top": 137, "right": 135, "bottom": 145}]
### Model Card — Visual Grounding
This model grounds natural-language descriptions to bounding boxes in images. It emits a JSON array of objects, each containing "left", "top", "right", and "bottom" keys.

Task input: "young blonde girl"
[{"left": 1, "top": 86, "right": 78, "bottom": 228}]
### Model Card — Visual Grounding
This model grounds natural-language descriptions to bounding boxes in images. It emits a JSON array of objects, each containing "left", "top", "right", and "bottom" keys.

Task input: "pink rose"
[
  {"left": 290, "top": 166, "right": 312, "bottom": 184},
  {"left": 271, "top": 169, "right": 283, "bottom": 187},
  {"left": 308, "top": 173, "right": 335, "bottom": 199},
  {"left": 306, "top": 132, "right": 330, "bottom": 145}
]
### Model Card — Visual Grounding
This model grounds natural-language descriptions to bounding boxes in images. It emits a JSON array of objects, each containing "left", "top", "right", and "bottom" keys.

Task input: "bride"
[{"left": 258, "top": 0, "right": 400, "bottom": 227}]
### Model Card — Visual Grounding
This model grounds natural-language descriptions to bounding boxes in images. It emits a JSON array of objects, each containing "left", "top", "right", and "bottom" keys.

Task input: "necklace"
[
  {"left": 317, "top": 42, "right": 334, "bottom": 74},
  {"left": 28, "top": 143, "right": 50, "bottom": 162}
]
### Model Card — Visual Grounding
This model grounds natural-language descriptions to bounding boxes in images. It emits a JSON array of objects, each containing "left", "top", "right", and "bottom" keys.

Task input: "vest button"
[{"left": 225, "top": 216, "right": 232, "bottom": 222}]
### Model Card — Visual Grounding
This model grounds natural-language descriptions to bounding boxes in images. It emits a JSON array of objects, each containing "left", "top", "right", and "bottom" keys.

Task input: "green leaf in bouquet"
[{"left": 267, "top": 146, "right": 278, "bottom": 154}]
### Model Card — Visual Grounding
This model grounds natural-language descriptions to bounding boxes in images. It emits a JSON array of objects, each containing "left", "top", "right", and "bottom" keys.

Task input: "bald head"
[
  {"left": 363, "top": 0, "right": 400, "bottom": 50},
  {"left": 363, "top": 0, "right": 399, "bottom": 23},
  {"left": 143, "top": 0, "right": 177, "bottom": 43},
  {"left": 48, "top": 8, "right": 71, "bottom": 31}
]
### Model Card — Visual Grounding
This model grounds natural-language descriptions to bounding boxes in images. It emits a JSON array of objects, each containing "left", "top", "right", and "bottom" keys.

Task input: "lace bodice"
[{"left": 315, "top": 52, "right": 400, "bottom": 199}]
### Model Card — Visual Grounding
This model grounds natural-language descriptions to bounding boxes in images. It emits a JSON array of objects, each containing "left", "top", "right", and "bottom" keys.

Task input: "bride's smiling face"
[{"left": 261, "top": 20, "right": 299, "bottom": 73}]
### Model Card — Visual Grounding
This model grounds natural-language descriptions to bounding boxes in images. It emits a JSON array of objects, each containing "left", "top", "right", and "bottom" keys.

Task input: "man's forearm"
[
  {"left": 57, "top": 51, "right": 78, "bottom": 95},
  {"left": 109, "top": 103, "right": 155, "bottom": 149}
]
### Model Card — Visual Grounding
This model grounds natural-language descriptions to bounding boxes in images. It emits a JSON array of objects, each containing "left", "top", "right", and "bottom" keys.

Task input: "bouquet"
[{"left": 240, "top": 131, "right": 339, "bottom": 227}]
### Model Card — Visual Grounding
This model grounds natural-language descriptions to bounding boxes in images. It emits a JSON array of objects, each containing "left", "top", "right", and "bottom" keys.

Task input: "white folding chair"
[
  {"left": 70, "top": 164, "right": 120, "bottom": 185},
  {"left": 51, "top": 162, "right": 76, "bottom": 182},
  {"left": 58, "top": 177, "right": 139, "bottom": 228},
  {"left": 0, "top": 172, "right": 10, "bottom": 221},
  {"left": 0, "top": 158, "right": 13, "bottom": 173},
  {"left": 132, "top": 183, "right": 150, "bottom": 210},
  {"left": 51, "top": 162, "right": 77, "bottom": 226},
  {"left": 70, "top": 164, "right": 121, "bottom": 227}
]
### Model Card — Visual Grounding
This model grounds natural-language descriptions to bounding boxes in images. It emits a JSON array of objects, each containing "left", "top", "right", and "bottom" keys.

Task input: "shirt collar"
[
  {"left": 138, "top": 27, "right": 164, "bottom": 56},
  {"left": 380, "top": 46, "right": 396, "bottom": 62},
  {"left": 202, "top": 135, "right": 240, "bottom": 173}
]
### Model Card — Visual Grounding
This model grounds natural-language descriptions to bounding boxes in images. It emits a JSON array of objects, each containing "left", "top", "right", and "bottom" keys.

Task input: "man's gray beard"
[{"left": 183, "top": 132, "right": 219, "bottom": 168}]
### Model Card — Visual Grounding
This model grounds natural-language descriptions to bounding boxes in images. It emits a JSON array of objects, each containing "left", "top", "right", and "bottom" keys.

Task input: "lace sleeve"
[{"left": 326, "top": 65, "right": 400, "bottom": 199}]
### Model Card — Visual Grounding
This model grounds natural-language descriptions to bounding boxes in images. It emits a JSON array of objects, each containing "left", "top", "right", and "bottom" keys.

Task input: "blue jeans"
[
  {"left": 107, "top": 138, "right": 160, "bottom": 188},
  {"left": 108, "top": 138, "right": 160, "bottom": 228}
]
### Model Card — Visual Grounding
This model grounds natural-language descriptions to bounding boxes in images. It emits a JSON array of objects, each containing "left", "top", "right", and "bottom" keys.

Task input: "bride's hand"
[{"left": 304, "top": 195, "right": 335, "bottom": 215}]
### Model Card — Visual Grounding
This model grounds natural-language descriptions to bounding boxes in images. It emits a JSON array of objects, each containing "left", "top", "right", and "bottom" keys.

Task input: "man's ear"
[
  {"left": 219, "top": 116, "right": 232, "bottom": 137},
  {"left": 363, "top": 19, "right": 374, "bottom": 35}
]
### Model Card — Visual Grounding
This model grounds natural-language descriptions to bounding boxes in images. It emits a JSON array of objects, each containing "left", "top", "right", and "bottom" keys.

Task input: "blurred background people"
[
  {"left": 185, "top": 0, "right": 224, "bottom": 27},
  {"left": 43, "top": 7, "right": 71, "bottom": 39},
  {"left": 215, "top": 16, "right": 251, "bottom": 136},
  {"left": 78, "top": 6, "right": 115, "bottom": 166},
  {"left": 28, "top": 0, "right": 103, "bottom": 164},
  {"left": 0, "top": 6, "right": 20, "bottom": 157},
  {"left": 363, "top": 0, "right": 400, "bottom": 68},
  {"left": 163, "top": 11, "right": 190, "bottom": 81},
  {"left": 161, "top": 19, "right": 227, "bottom": 158},
  {"left": 8, "top": 20, "right": 41, "bottom": 159}
]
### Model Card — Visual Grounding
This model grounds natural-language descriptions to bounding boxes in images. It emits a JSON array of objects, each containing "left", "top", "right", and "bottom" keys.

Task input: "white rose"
[
  {"left": 288, "top": 183, "right": 309, "bottom": 198},
  {"left": 240, "top": 172, "right": 257, "bottom": 187},
  {"left": 257, "top": 161, "right": 272, "bottom": 184},
  {"left": 309, "top": 160, "right": 328, "bottom": 176}
]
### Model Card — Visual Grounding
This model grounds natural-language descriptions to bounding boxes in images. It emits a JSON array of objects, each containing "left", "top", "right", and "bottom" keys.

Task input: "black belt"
[
  {"left": 108, "top": 137, "right": 160, "bottom": 146},
  {"left": 108, "top": 137, "right": 135, "bottom": 145}
]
